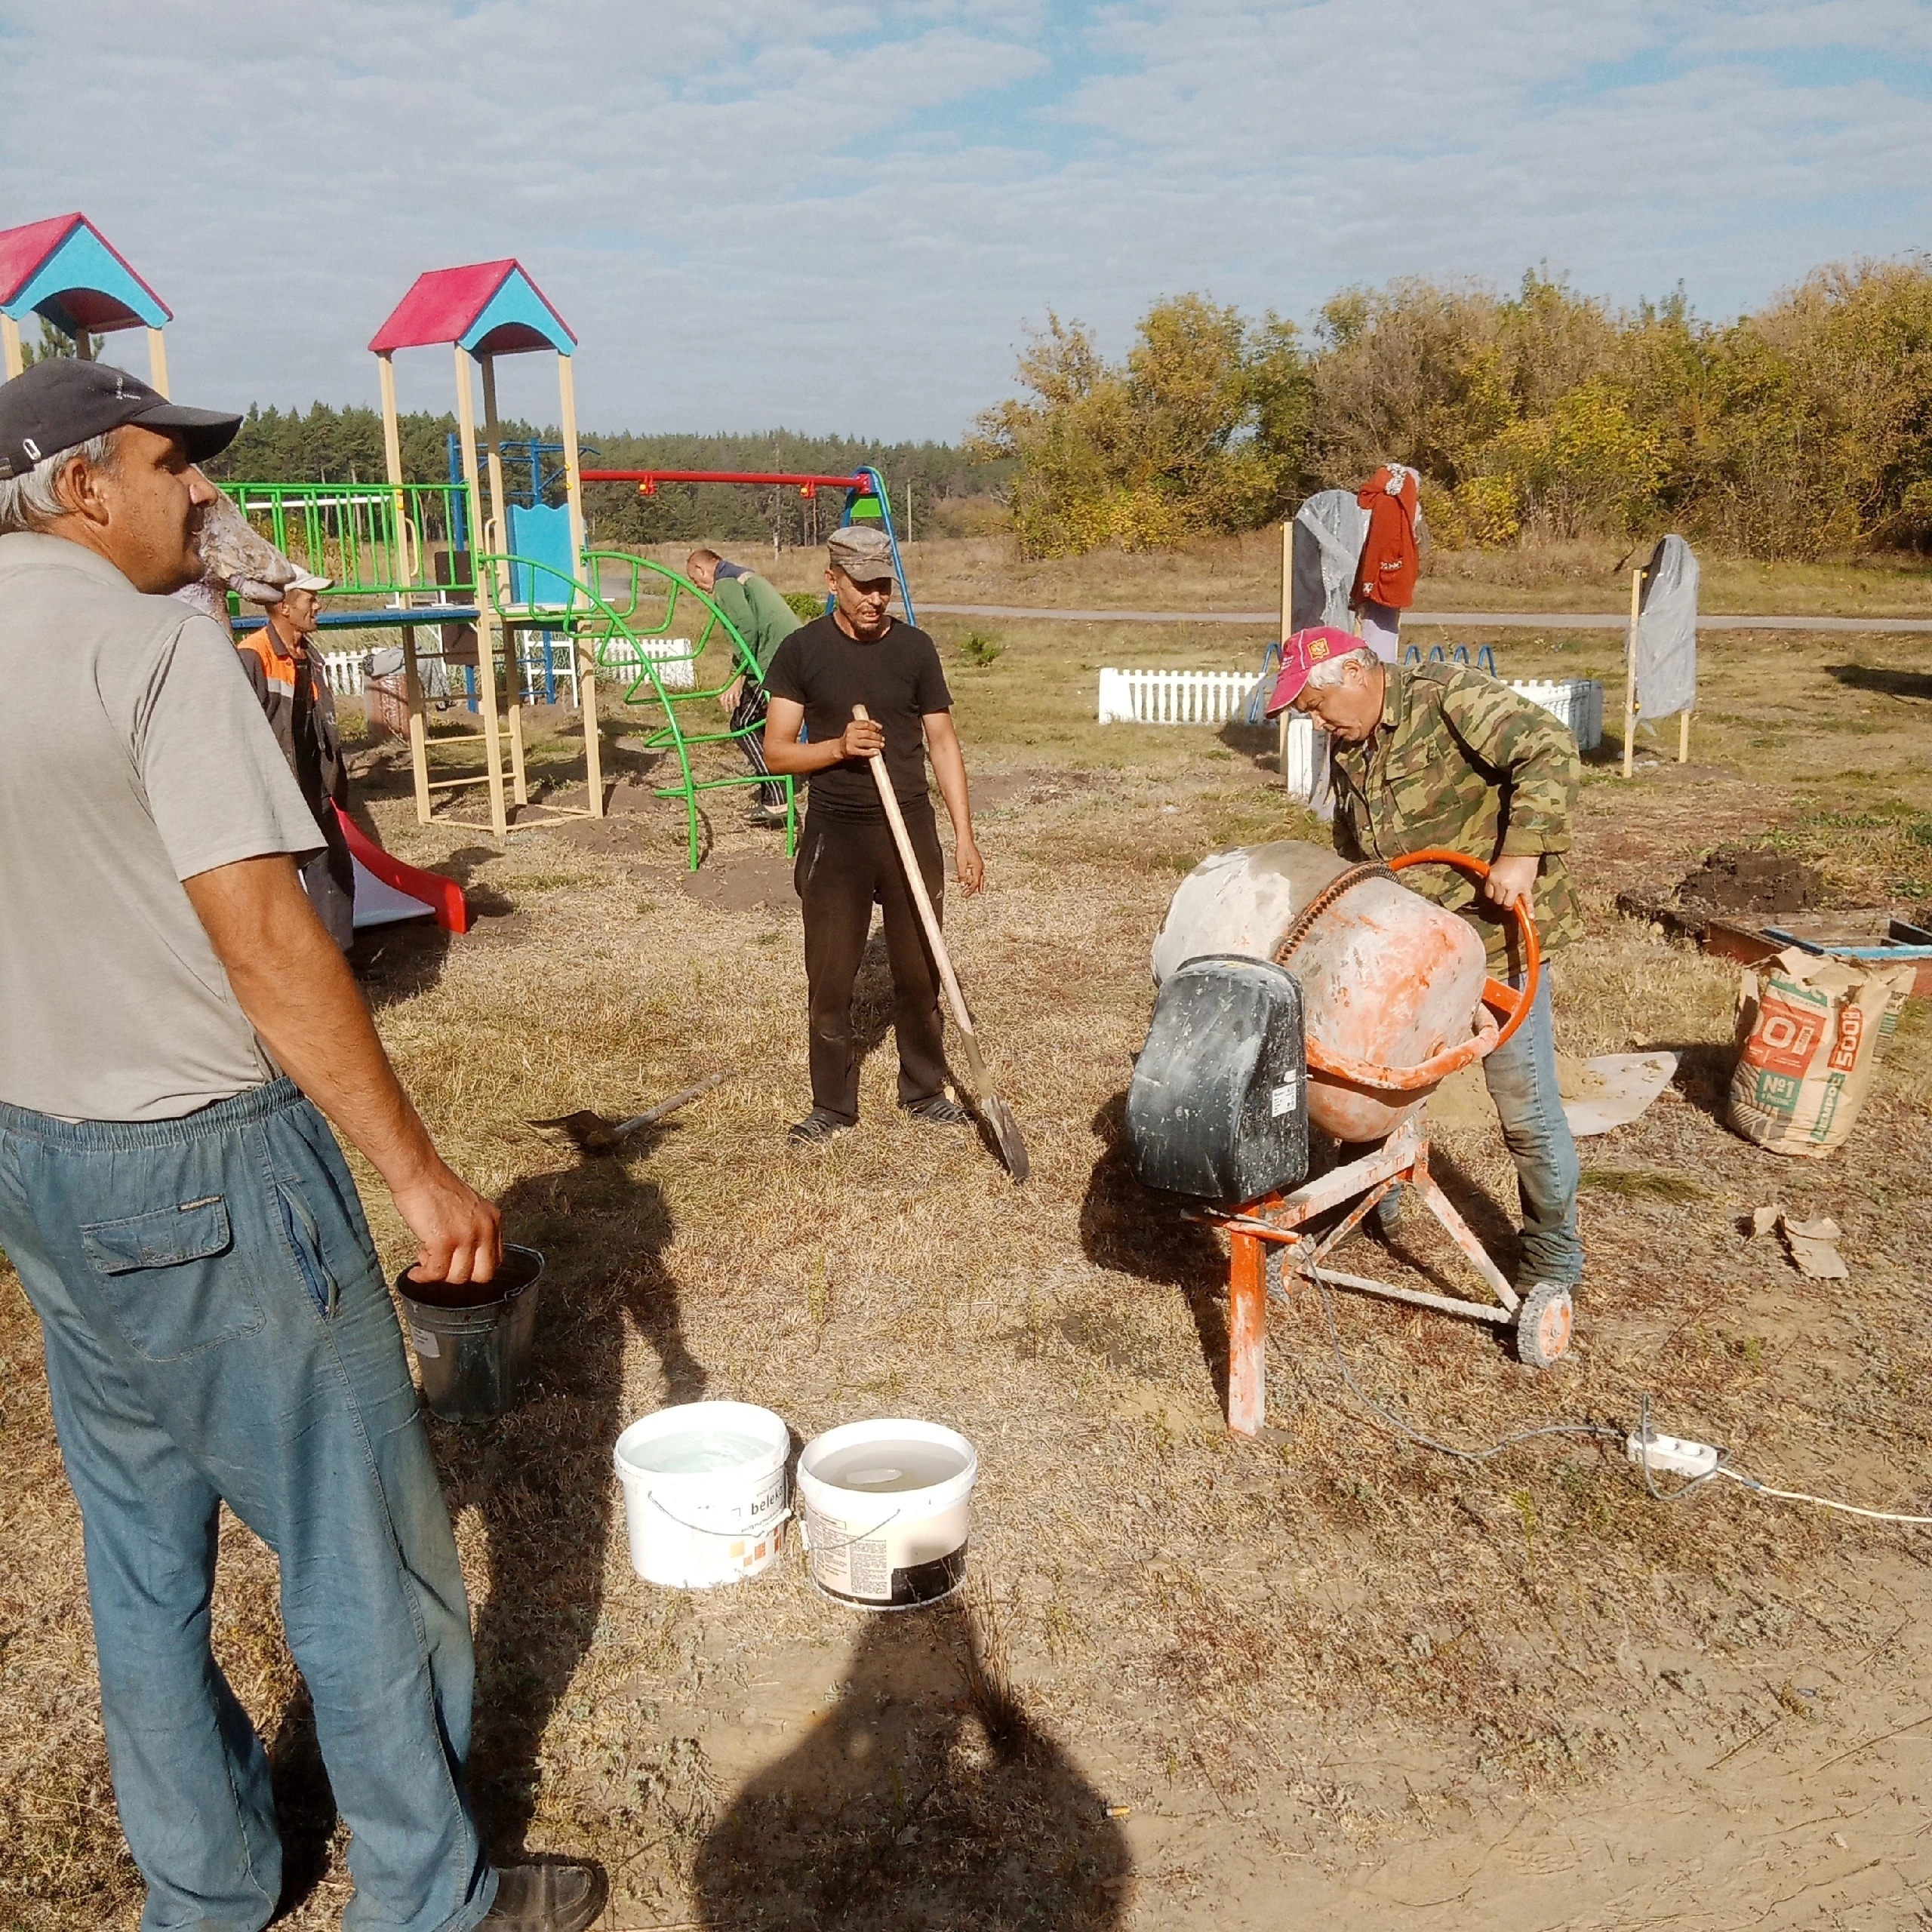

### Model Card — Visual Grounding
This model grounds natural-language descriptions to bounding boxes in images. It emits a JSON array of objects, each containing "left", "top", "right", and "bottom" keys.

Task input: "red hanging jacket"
[{"left": 1353, "top": 465, "right": 1422, "bottom": 610}]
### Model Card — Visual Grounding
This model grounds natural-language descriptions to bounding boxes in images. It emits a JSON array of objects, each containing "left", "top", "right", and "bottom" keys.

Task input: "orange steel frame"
[{"left": 1196, "top": 850, "right": 1545, "bottom": 1435}]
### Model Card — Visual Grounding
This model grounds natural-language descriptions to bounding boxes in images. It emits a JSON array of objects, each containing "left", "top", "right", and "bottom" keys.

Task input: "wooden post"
[
  {"left": 1278, "top": 518, "right": 1292, "bottom": 783},
  {"left": 1227, "top": 1233, "right": 1269, "bottom": 1435},
  {"left": 454, "top": 345, "right": 508, "bottom": 839},
  {"left": 557, "top": 352, "right": 602, "bottom": 817},
  {"left": 478, "top": 354, "right": 527, "bottom": 807},
  {"left": 0, "top": 313, "right": 21, "bottom": 381},
  {"left": 1621, "top": 566, "right": 1641, "bottom": 780},
  {"left": 144, "top": 328, "right": 169, "bottom": 398},
  {"left": 377, "top": 353, "right": 432, "bottom": 824},
  {"left": 1678, "top": 709, "right": 1691, "bottom": 764}
]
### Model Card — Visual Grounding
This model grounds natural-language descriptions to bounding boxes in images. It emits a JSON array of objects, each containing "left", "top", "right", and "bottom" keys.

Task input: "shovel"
[
  {"left": 531, "top": 1070, "right": 728, "bottom": 1155},
  {"left": 851, "top": 705, "right": 1030, "bottom": 1183}
]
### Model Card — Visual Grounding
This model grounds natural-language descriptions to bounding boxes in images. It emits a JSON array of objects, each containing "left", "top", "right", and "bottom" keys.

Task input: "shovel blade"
[{"left": 982, "top": 1094, "right": 1031, "bottom": 1183}]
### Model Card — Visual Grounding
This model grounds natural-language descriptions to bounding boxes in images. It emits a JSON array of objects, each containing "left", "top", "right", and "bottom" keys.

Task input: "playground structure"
[
  {"left": 577, "top": 465, "right": 915, "bottom": 866},
  {"left": 366, "top": 258, "right": 601, "bottom": 840},
  {"left": 0, "top": 211, "right": 171, "bottom": 391}
]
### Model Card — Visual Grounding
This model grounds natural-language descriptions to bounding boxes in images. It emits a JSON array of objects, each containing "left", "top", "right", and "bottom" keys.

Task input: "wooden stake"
[
  {"left": 144, "top": 328, "right": 170, "bottom": 398},
  {"left": 0, "top": 313, "right": 21, "bottom": 381},
  {"left": 454, "top": 345, "right": 507, "bottom": 840},
  {"left": 557, "top": 352, "right": 601, "bottom": 817},
  {"left": 1278, "top": 517, "right": 1292, "bottom": 784},
  {"left": 1679, "top": 709, "right": 1691, "bottom": 764},
  {"left": 1622, "top": 566, "right": 1641, "bottom": 780}
]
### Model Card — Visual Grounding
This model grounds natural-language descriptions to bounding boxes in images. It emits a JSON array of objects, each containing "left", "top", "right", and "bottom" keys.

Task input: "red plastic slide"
[{"left": 334, "top": 806, "right": 469, "bottom": 934}]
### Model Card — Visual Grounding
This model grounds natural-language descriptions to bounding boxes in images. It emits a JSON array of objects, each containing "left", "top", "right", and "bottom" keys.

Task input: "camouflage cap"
[
  {"left": 827, "top": 524, "right": 896, "bottom": 583},
  {"left": 1263, "top": 626, "right": 1361, "bottom": 717}
]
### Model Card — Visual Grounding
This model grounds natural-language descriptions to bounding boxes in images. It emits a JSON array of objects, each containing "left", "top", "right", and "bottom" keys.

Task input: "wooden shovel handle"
[{"left": 850, "top": 706, "right": 980, "bottom": 1060}]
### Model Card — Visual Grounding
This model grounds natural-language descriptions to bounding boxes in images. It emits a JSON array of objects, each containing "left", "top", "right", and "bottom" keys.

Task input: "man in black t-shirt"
[{"left": 762, "top": 525, "right": 986, "bottom": 1144}]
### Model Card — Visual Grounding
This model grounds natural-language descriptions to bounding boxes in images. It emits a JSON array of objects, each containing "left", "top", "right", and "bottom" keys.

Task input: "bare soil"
[{"left": 4, "top": 563, "right": 1931, "bottom": 1931}]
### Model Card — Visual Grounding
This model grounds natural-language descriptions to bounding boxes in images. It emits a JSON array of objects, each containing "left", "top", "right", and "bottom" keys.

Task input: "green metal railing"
[
  {"left": 476, "top": 549, "right": 794, "bottom": 868},
  {"left": 218, "top": 481, "right": 476, "bottom": 602}
]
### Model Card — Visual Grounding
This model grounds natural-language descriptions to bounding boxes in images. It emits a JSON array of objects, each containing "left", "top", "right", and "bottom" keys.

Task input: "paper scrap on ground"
[
  {"left": 1558, "top": 1051, "right": 1679, "bottom": 1137},
  {"left": 1746, "top": 1203, "right": 1849, "bottom": 1279}
]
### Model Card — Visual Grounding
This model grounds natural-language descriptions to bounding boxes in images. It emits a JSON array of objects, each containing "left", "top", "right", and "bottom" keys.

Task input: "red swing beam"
[{"left": 580, "top": 469, "right": 878, "bottom": 497}]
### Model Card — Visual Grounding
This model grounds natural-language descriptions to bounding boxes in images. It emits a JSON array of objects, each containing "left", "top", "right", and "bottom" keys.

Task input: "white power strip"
[{"left": 1626, "top": 1429, "right": 1721, "bottom": 1479}]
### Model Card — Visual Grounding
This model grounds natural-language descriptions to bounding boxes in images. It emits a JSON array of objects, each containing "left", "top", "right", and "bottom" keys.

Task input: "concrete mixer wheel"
[{"left": 1514, "top": 1283, "right": 1574, "bottom": 1370}]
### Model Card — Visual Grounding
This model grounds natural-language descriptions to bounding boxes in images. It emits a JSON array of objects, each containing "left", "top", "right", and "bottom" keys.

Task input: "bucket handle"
[
  {"left": 1300, "top": 849, "right": 1541, "bottom": 1092},
  {"left": 645, "top": 1489, "right": 791, "bottom": 1540}
]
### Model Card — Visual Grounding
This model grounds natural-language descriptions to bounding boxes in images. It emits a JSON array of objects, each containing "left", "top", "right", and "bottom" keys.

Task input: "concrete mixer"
[{"left": 1128, "top": 839, "right": 1571, "bottom": 1433}]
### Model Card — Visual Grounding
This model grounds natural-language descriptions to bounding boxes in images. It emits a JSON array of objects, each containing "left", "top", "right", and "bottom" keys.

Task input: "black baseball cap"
[{"left": 0, "top": 359, "right": 242, "bottom": 480}]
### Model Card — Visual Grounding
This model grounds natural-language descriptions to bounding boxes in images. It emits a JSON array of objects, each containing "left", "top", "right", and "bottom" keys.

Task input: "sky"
[{"left": 2, "top": 0, "right": 1929, "bottom": 441}]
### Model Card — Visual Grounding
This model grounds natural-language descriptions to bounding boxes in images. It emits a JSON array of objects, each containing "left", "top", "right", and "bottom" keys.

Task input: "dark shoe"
[
  {"left": 1367, "top": 1183, "right": 1404, "bottom": 1239},
  {"left": 789, "top": 1109, "right": 854, "bottom": 1146},
  {"left": 904, "top": 1094, "right": 968, "bottom": 1126},
  {"left": 748, "top": 800, "right": 790, "bottom": 826},
  {"left": 480, "top": 1860, "right": 607, "bottom": 1932}
]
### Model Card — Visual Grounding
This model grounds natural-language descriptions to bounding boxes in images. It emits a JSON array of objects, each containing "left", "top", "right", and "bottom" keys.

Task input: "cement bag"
[{"left": 1727, "top": 949, "right": 1912, "bottom": 1157}]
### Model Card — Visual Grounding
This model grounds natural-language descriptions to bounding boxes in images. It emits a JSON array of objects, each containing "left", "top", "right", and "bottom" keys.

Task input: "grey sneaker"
[
  {"left": 478, "top": 1861, "right": 606, "bottom": 1932},
  {"left": 904, "top": 1094, "right": 968, "bottom": 1126},
  {"left": 788, "top": 1109, "right": 854, "bottom": 1146}
]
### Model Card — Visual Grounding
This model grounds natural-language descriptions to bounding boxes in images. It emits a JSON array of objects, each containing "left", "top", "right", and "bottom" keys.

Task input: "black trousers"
[
  {"left": 795, "top": 804, "right": 946, "bottom": 1123},
  {"left": 731, "top": 678, "right": 786, "bottom": 809}
]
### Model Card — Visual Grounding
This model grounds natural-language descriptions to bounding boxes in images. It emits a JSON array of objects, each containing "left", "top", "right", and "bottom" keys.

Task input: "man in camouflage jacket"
[{"left": 1267, "top": 629, "right": 1583, "bottom": 1291}]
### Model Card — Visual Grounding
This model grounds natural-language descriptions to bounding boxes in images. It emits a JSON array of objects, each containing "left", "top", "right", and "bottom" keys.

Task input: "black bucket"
[{"left": 396, "top": 1244, "right": 544, "bottom": 1423}]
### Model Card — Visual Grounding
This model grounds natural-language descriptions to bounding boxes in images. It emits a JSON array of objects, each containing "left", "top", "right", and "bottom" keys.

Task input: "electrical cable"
[
  {"left": 1303, "top": 1261, "right": 1932, "bottom": 1528},
  {"left": 1712, "top": 1468, "right": 1932, "bottom": 1527},
  {"left": 1309, "top": 1263, "right": 1622, "bottom": 1463}
]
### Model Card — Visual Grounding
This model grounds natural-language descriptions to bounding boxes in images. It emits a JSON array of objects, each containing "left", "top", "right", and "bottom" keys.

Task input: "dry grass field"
[{"left": 4, "top": 544, "right": 1931, "bottom": 1930}]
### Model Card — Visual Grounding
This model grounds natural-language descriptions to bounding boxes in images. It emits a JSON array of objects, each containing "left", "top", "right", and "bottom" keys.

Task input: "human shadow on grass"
[
  {"left": 265, "top": 1137, "right": 696, "bottom": 1910},
  {"left": 693, "top": 1601, "right": 1131, "bottom": 1932},
  {"left": 448, "top": 1132, "right": 700, "bottom": 1857},
  {"left": 1826, "top": 662, "right": 1932, "bottom": 701},
  {"left": 1078, "top": 1094, "right": 1231, "bottom": 1413}
]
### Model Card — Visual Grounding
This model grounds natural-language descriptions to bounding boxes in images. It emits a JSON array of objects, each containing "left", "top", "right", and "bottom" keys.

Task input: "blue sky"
[{"left": 2, "top": 0, "right": 1928, "bottom": 440}]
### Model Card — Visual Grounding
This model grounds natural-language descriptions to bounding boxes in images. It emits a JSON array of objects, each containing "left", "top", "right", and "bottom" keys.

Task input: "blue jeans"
[
  {"left": 1481, "top": 968, "right": 1583, "bottom": 1287},
  {"left": 0, "top": 1078, "right": 496, "bottom": 1932}
]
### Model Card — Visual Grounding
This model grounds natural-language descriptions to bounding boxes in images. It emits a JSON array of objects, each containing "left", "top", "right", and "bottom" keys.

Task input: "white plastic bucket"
[
  {"left": 796, "top": 1418, "right": 977, "bottom": 1611},
  {"left": 614, "top": 1401, "right": 790, "bottom": 1589}
]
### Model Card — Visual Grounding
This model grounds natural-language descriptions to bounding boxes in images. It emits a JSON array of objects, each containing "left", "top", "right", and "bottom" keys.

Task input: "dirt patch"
[
  {"left": 1676, "top": 844, "right": 1823, "bottom": 915},
  {"left": 971, "top": 766, "right": 1104, "bottom": 811},
  {"left": 678, "top": 848, "right": 799, "bottom": 915}
]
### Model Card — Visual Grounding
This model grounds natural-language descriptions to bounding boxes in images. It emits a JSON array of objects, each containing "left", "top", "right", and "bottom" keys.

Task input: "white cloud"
[{"left": 0, "top": 0, "right": 1925, "bottom": 438}]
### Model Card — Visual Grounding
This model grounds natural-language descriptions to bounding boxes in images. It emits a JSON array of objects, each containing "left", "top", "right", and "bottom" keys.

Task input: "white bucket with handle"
[
  {"left": 796, "top": 1418, "right": 977, "bottom": 1611},
  {"left": 614, "top": 1401, "right": 790, "bottom": 1589}
]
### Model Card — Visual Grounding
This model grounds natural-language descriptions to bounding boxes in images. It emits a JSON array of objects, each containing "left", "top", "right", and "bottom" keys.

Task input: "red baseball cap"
[{"left": 1263, "top": 626, "right": 1358, "bottom": 718}]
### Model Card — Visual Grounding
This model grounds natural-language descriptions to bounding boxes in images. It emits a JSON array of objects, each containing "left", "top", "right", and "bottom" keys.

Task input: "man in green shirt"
[
  {"left": 687, "top": 547, "right": 799, "bottom": 824},
  {"left": 1266, "top": 627, "right": 1583, "bottom": 1291}
]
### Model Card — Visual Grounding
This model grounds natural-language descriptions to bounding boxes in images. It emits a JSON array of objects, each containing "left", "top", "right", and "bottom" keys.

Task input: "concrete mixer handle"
[{"left": 1386, "top": 848, "right": 1542, "bottom": 1053}]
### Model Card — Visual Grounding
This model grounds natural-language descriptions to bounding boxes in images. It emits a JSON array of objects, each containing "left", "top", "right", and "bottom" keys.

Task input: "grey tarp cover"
[
  {"left": 1291, "top": 490, "right": 1369, "bottom": 632},
  {"left": 1635, "top": 534, "right": 1698, "bottom": 720}
]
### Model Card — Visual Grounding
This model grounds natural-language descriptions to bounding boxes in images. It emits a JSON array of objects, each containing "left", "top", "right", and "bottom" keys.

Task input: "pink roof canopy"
[
  {"left": 368, "top": 259, "right": 576, "bottom": 358},
  {"left": 0, "top": 211, "right": 171, "bottom": 333}
]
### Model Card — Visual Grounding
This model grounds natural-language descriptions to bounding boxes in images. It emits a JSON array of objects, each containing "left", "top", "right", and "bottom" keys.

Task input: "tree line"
[{"left": 972, "top": 262, "right": 1932, "bottom": 561}]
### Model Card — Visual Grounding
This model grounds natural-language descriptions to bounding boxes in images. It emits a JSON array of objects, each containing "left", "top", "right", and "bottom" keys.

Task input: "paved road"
[{"left": 919, "top": 601, "right": 1932, "bottom": 634}]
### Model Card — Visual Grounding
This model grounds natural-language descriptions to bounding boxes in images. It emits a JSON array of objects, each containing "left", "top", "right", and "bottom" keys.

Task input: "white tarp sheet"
[{"left": 1635, "top": 534, "right": 1698, "bottom": 720}]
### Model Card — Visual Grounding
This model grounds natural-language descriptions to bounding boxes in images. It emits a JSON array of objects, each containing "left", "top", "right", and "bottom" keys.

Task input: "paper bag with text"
[{"left": 1727, "top": 949, "right": 1913, "bottom": 1158}]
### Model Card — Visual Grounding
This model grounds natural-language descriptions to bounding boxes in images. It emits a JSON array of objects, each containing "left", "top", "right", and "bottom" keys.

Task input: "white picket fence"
[
  {"left": 321, "top": 635, "right": 703, "bottom": 705},
  {"left": 1096, "top": 667, "right": 1264, "bottom": 725},
  {"left": 322, "top": 651, "right": 367, "bottom": 695},
  {"left": 1508, "top": 678, "right": 1604, "bottom": 751}
]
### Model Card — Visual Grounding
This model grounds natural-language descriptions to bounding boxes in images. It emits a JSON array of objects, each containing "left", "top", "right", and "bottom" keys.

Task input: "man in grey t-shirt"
[{"left": 0, "top": 362, "right": 601, "bottom": 1932}]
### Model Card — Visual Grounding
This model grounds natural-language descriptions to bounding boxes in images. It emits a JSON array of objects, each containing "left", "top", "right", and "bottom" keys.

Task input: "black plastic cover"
[{"left": 1124, "top": 955, "right": 1309, "bottom": 1204}]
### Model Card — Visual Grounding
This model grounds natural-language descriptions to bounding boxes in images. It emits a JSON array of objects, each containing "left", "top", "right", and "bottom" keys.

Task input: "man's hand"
[
  {"left": 718, "top": 675, "right": 743, "bottom": 717},
  {"left": 394, "top": 1160, "right": 503, "bottom": 1287},
  {"left": 1484, "top": 854, "right": 1540, "bottom": 918},
  {"left": 839, "top": 716, "right": 886, "bottom": 761},
  {"left": 956, "top": 838, "right": 986, "bottom": 895}
]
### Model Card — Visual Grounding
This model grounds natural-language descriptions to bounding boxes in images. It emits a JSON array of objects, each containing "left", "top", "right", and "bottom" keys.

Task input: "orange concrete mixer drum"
[{"left": 1152, "top": 841, "right": 1533, "bottom": 1142}]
